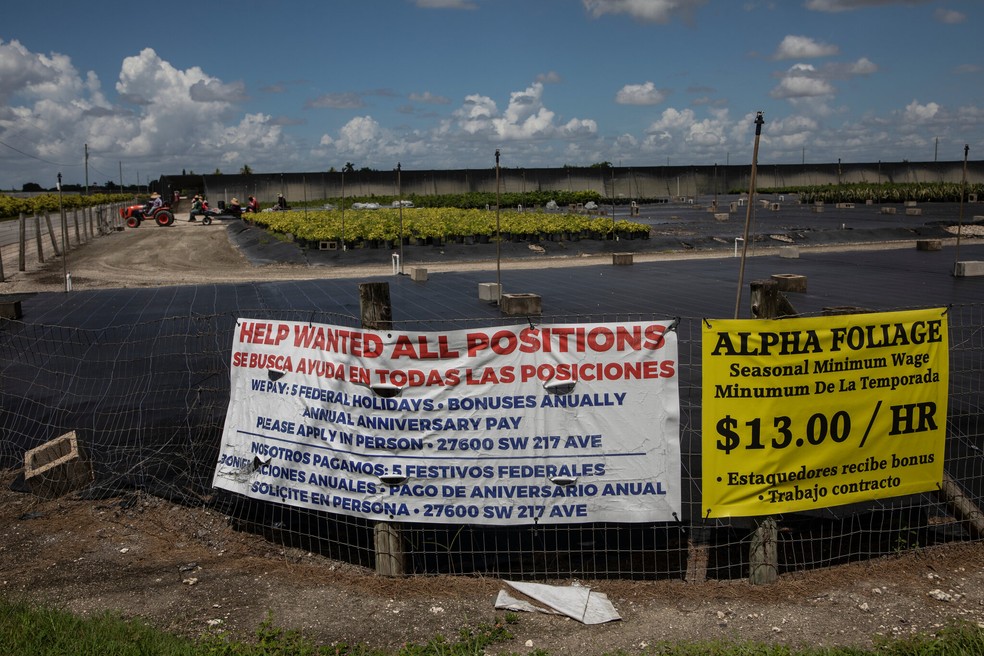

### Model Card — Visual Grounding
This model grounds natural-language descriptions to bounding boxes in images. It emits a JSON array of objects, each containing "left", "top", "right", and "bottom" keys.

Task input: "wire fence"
[
  {"left": 0, "top": 303, "right": 981, "bottom": 580},
  {"left": 0, "top": 203, "right": 126, "bottom": 282}
]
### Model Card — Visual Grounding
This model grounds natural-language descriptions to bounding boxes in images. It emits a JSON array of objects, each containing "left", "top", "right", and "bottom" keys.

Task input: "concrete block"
[
  {"left": 905, "top": 207, "right": 923, "bottom": 216},
  {"left": 769, "top": 203, "right": 781, "bottom": 211},
  {"left": 478, "top": 282, "right": 501, "bottom": 302},
  {"left": 729, "top": 202, "right": 739, "bottom": 212},
  {"left": 954, "top": 261, "right": 984, "bottom": 277},
  {"left": 318, "top": 240, "right": 338, "bottom": 250},
  {"left": 778, "top": 246, "right": 799, "bottom": 259},
  {"left": 835, "top": 203, "right": 855, "bottom": 209},
  {"left": 714, "top": 213, "right": 729, "bottom": 222},
  {"left": 880, "top": 207, "right": 897, "bottom": 215},
  {"left": 0, "top": 299, "right": 23, "bottom": 320},
  {"left": 24, "top": 431, "right": 93, "bottom": 499},
  {"left": 812, "top": 205, "right": 824, "bottom": 213},
  {"left": 500, "top": 293, "right": 542, "bottom": 316},
  {"left": 866, "top": 199, "right": 874, "bottom": 205},
  {"left": 905, "top": 200, "right": 918, "bottom": 207},
  {"left": 916, "top": 240, "right": 942, "bottom": 252},
  {"left": 612, "top": 252, "right": 633, "bottom": 265},
  {"left": 410, "top": 267, "right": 428, "bottom": 282},
  {"left": 771, "top": 273, "right": 807, "bottom": 293},
  {"left": 969, "top": 194, "right": 977, "bottom": 203}
]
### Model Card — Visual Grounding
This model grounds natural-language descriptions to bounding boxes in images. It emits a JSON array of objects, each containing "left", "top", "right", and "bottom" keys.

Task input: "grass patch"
[{"left": 2, "top": 597, "right": 984, "bottom": 655}]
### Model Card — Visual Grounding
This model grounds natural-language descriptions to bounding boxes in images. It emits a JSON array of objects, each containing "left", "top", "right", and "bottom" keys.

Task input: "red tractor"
[{"left": 120, "top": 202, "right": 175, "bottom": 228}]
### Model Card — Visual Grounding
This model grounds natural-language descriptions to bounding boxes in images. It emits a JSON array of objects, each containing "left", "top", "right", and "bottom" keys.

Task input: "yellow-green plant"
[{"left": 249, "top": 207, "right": 648, "bottom": 243}]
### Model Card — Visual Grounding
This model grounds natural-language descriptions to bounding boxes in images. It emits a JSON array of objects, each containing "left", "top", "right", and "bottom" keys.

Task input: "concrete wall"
[{"left": 156, "top": 160, "right": 984, "bottom": 206}]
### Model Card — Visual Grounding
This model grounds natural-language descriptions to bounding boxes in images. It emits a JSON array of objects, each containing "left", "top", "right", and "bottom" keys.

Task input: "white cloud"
[
  {"left": 902, "top": 100, "right": 940, "bottom": 122},
  {"left": 305, "top": 92, "right": 365, "bottom": 109},
  {"left": 934, "top": 8, "right": 965, "bottom": 24},
  {"left": 615, "top": 82, "right": 667, "bottom": 105},
  {"left": 409, "top": 91, "right": 450, "bottom": 104},
  {"left": 646, "top": 107, "right": 697, "bottom": 133},
  {"left": 954, "top": 64, "right": 982, "bottom": 75},
  {"left": 447, "top": 82, "right": 595, "bottom": 141},
  {"left": 536, "top": 71, "right": 562, "bottom": 84},
  {"left": 770, "top": 64, "right": 836, "bottom": 99},
  {"left": 846, "top": 57, "right": 878, "bottom": 76},
  {"left": 583, "top": 0, "right": 708, "bottom": 23},
  {"left": 773, "top": 35, "right": 839, "bottom": 60},
  {"left": 414, "top": 0, "right": 477, "bottom": 8},
  {"left": 190, "top": 79, "right": 248, "bottom": 103},
  {"left": 0, "top": 38, "right": 84, "bottom": 105},
  {"left": 805, "top": 0, "right": 932, "bottom": 12}
]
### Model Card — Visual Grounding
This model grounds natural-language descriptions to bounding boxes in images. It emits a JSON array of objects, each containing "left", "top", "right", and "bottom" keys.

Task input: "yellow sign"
[{"left": 702, "top": 308, "right": 948, "bottom": 518}]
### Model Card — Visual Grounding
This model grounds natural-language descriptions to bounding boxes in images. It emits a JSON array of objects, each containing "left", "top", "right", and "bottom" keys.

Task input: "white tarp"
[
  {"left": 212, "top": 319, "right": 681, "bottom": 525},
  {"left": 497, "top": 581, "right": 621, "bottom": 624}
]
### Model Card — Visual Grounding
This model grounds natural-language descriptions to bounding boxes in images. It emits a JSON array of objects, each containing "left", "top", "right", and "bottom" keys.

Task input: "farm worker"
[
  {"left": 189, "top": 195, "right": 204, "bottom": 221},
  {"left": 145, "top": 192, "right": 163, "bottom": 215},
  {"left": 276, "top": 193, "right": 288, "bottom": 210},
  {"left": 228, "top": 197, "right": 243, "bottom": 219},
  {"left": 247, "top": 196, "right": 259, "bottom": 213}
]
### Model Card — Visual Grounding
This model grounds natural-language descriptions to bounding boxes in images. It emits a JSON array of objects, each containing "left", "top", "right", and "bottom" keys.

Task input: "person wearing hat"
[
  {"left": 276, "top": 193, "right": 288, "bottom": 211},
  {"left": 189, "top": 194, "right": 204, "bottom": 222},
  {"left": 228, "top": 197, "right": 243, "bottom": 219},
  {"left": 144, "top": 191, "right": 163, "bottom": 217}
]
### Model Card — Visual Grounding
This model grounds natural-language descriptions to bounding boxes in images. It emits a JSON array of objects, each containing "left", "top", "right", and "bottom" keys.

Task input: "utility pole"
[
  {"left": 397, "top": 163, "right": 404, "bottom": 274},
  {"left": 58, "top": 172, "right": 68, "bottom": 292},
  {"left": 733, "top": 111, "right": 764, "bottom": 320},
  {"left": 955, "top": 144, "right": 969, "bottom": 270},
  {"left": 495, "top": 149, "right": 502, "bottom": 302}
]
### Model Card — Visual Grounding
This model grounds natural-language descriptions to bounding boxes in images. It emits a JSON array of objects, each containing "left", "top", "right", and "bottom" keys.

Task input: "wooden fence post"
[
  {"left": 19, "top": 213, "right": 26, "bottom": 272},
  {"left": 34, "top": 214, "right": 44, "bottom": 264},
  {"left": 359, "top": 281, "right": 406, "bottom": 576},
  {"left": 44, "top": 211, "right": 60, "bottom": 256},
  {"left": 73, "top": 208, "right": 81, "bottom": 245},
  {"left": 746, "top": 279, "right": 799, "bottom": 585}
]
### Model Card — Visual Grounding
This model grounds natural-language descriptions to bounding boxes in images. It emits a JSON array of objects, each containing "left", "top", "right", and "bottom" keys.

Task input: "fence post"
[
  {"left": 19, "top": 213, "right": 26, "bottom": 272},
  {"left": 34, "top": 213, "right": 44, "bottom": 263},
  {"left": 73, "top": 208, "right": 81, "bottom": 245},
  {"left": 44, "top": 211, "right": 61, "bottom": 256},
  {"left": 746, "top": 279, "right": 797, "bottom": 585},
  {"left": 359, "top": 281, "right": 406, "bottom": 576}
]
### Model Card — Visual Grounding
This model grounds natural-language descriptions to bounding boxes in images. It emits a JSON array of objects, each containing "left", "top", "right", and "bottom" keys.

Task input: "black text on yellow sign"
[{"left": 701, "top": 308, "right": 948, "bottom": 518}]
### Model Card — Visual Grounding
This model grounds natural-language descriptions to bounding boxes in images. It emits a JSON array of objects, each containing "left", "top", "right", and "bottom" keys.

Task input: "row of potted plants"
[
  {"left": 0, "top": 193, "right": 132, "bottom": 220},
  {"left": 250, "top": 208, "right": 651, "bottom": 247}
]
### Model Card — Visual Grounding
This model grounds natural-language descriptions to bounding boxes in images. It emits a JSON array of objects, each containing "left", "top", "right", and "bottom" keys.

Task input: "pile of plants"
[
  {"left": 759, "top": 182, "right": 984, "bottom": 204},
  {"left": 250, "top": 207, "right": 650, "bottom": 248},
  {"left": 0, "top": 192, "right": 132, "bottom": 220}
]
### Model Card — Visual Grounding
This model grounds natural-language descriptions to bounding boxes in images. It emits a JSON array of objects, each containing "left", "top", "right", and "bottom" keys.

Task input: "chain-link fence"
[{"left": 1, "top": 304, "right": 981, "bottom": 580}]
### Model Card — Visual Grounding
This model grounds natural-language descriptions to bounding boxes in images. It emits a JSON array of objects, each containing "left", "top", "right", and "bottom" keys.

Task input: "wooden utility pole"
[{"left": 734, "top": 112, "right": 765, "bottom": 320}]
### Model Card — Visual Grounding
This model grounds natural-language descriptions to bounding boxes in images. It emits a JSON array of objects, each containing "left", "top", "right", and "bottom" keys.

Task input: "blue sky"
[{"left": 1, "top": 0, "right": 981, "bottom": 189}]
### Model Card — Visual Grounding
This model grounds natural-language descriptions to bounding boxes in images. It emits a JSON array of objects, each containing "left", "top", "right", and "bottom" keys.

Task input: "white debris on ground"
[{"left": 945, "top": 224, "right": 984, "bottom": 236}]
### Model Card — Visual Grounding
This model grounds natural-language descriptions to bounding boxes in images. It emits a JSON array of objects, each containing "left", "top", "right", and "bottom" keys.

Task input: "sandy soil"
[
  {"left": 3, "top": 474, "right": 984, "bottom": 654},
  {"left": 2, "top": 218, "right": 984, "bottom": 653}
]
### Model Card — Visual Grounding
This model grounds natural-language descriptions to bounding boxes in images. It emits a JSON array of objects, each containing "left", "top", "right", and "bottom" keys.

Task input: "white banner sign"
[{"left": 212, "top": 319, "right": 681, "bottom": 525}]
